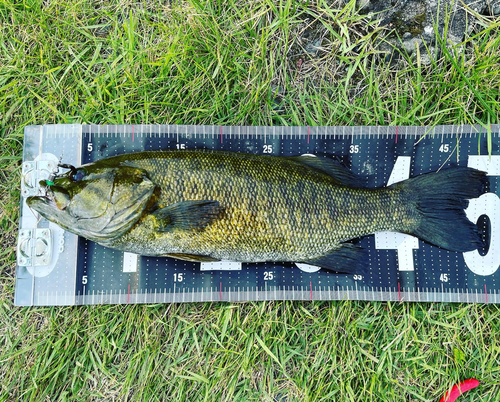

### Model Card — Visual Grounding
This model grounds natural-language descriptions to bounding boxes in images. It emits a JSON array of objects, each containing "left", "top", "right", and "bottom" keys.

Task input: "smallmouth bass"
[{"left": 27, "top": 150, "right": 487, "bottom": 274}]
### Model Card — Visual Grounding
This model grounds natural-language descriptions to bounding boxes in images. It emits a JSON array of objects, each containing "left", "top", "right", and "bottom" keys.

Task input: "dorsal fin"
[{"left": 287, "top": 155, "right": 367, "bottom": 188}]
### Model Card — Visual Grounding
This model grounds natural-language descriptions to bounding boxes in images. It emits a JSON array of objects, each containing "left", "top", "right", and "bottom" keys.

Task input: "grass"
[{"left": 0, "top": 0, "right": 500, "bottom": 400}]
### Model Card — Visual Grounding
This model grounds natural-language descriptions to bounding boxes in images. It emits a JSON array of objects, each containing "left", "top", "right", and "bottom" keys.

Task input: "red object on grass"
[{"left": 439, "top": 379, "right": 480, "bottom": 402}]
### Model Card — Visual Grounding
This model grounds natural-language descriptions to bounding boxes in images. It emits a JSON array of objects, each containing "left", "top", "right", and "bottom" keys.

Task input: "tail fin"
[{"left": 394, "top": 166, "right": 488, "bottom": 252}]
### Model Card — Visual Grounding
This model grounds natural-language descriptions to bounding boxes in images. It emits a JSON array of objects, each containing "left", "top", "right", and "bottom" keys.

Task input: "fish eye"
[{"left": 72, "top": 170, "right": 85, "bottom": 182}]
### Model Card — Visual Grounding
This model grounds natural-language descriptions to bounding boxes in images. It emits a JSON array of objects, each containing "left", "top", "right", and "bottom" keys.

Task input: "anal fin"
[{"left": 299, "top": 243, "right": 367, "bottom": 275}]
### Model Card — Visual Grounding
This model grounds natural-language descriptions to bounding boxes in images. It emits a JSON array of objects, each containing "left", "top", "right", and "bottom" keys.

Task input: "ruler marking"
[{"left": 21, "top": 124, "right": 500, "bottom": 305}]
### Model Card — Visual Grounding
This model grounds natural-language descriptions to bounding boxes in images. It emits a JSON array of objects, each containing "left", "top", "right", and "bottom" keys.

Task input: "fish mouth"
[
  {"left": 26, "top": 195, "right": 69, "bottom": 227},
  {"left": 26, "top": 195, "right": 56, "bottom": 210}
]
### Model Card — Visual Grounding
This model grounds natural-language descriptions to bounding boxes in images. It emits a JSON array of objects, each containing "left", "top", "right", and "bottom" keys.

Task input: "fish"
[{"left": 26, "top": 150, "right": 488, "bottom": 274}]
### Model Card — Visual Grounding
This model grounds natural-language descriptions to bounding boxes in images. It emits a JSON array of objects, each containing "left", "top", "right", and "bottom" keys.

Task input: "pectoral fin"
[
  {"left": 166, "top": 253, "right": 220, "bottom": 262},
  {"left": 300, "top": 243, "right": 367, "bottom": 275},
  {"left": 152, "top": 200, "right": 224, "bottom": 232}
]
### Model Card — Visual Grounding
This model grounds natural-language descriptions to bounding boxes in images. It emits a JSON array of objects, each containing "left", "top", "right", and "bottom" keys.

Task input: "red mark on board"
[
  {"left": 398, "top": 282, "right": 401, "bottom": 301},
  {"left": 439, "top": 379, "right": 479, "bottom": 402},
  {"left": 395, "top": 126, "right": 398, "bottom": 143},
  {"left": 220, "top": 125, "right": 223, "bottom": 143},
  {"left": 485, "top": 284, "right": 488, "bottom": 303},
  {"left": 132, "top": 125, "right": 134, "bottom": 142},
  {"left": 219, "top": 282, "right": 222, "bottom": 301},
  {"left": 310, "top": 281, "right": 313, "bottom": 301},
  {"left": 307, "top": 126, "right": 310, "bottom": 144},
  {"left": 127, "top": 284, "right": 130, "bottom": 304}
]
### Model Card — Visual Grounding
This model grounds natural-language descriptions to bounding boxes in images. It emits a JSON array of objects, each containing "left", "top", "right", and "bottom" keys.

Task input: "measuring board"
[{"left": 15, "top": 124, "right": 500, "bottom": 306}]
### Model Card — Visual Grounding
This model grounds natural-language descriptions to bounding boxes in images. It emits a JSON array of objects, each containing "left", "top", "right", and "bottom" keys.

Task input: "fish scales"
[
  {"left": 28, "top": 150, "right": 486, "bottom": 273},
  {"left": 103, "top": 151, "right": 409, "bottom": 261}
]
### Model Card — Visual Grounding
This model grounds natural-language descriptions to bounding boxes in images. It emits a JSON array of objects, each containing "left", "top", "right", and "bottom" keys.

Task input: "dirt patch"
[{"left": 360, "top": 0, "right": 500, "bottom": 63}]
